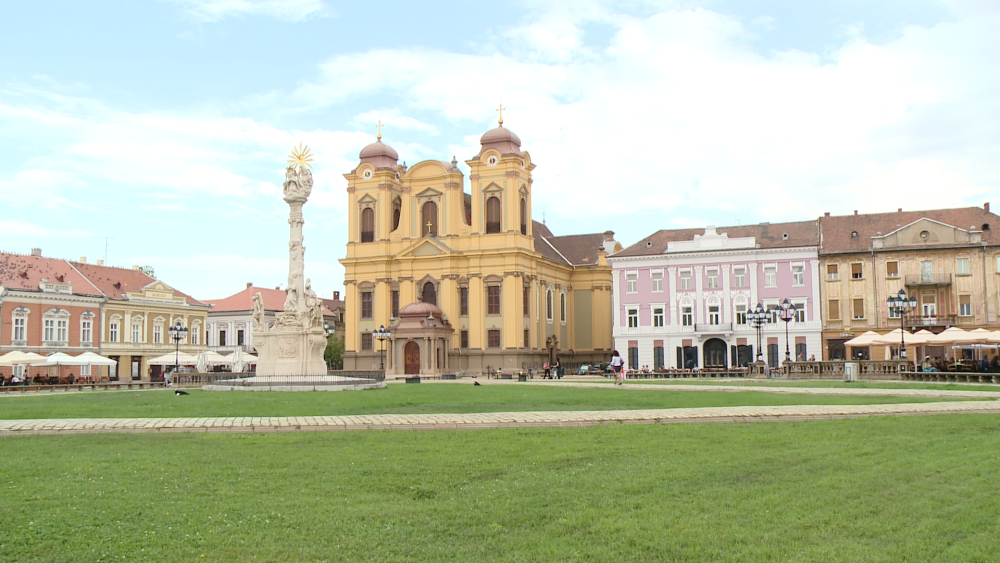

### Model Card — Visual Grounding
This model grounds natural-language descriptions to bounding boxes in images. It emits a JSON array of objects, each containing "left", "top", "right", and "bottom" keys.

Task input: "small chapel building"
[{"left": 340, "top": 120, "right": 620, "bottom": 376}]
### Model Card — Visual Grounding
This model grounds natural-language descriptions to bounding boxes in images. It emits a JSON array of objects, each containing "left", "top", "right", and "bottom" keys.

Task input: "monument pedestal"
[{"left": 253, "top": 326, "right": 328, "bottom": 376}]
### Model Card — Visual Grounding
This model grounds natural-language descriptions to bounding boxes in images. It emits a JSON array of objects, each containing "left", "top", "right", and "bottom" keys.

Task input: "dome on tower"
[
  {"left": 359, "top": 138, "right": 399, "bottom": 171},
  {"left": 479, "top": 124, "right": 522, "bottom": 157}
]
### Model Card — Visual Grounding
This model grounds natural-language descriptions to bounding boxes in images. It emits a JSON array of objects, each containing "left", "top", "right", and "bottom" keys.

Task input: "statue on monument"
[{"left": 251, "top": 142, "right": 328, "bottom": 376}]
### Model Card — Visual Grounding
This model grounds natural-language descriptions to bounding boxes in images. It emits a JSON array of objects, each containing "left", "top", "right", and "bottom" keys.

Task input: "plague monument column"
[{"left": 252, "top": 144, "right": 328, "bottom": 376}]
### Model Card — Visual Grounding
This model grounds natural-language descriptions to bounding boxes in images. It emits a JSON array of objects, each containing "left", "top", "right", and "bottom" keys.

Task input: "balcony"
[
  {"left": 904, "top": 315, "right": 958, "bottom": 329},
  {"left": 904, "top": 273, "right": 952, "bottom": 286},
  {"left": 695, "top": 323, "right": 733, "bottom": 333}
]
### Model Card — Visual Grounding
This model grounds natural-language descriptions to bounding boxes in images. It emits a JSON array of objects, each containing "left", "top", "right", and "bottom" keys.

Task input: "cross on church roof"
[
  {"left": 496, "top": 103, "right": 505, "bottom": 126},
  {"left": 377, "top": 120, "right": 383, "bottom": 140}
]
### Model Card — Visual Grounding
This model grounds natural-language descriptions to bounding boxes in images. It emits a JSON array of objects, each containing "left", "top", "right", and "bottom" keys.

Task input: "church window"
[
  {"left": 523, "top": 285, "right": 530, "bottom": 317},
  {"left": 486, "top": 196, "right": 502, "bottom": 234},
  {"left": 459, "top": 287, "right": 468, "bottom": 316},
  {"left": 421, "top": 201, "right": 438, "bottom": 236},
  {"left": 422, "top": 282, "right": 437, "bottom": 306},
  {"left": 546, "top": 290, "right": 554, "bottom": 321},
  {"left": 560, "top": 293, "right": 567, "bottom": 323},
  {"left": 361, "top": 291, "right": 373, "bottom": 319},
  {"left": 392, "top": 197, "right": 401, "bottom": 231},
  {"left": 487, "top": 329, "right": 501, "bottom": 348},
  {"left": 360, "top": 332, "right": 373, "bottom": 351},
  {"left": 487, "top": 286, "right": 501, "bottom": 315},
  {"left": 520, "top": 198, "right": 527, "bottom": 235},
  {"left": 460, "top": 330, "right": 469, "bottom": 348},
  {"left": 391, "top": 290, "right": 400, "bottom": 317},
  {"left": 524, "top": 328, "right": 530, "bottom": 348},
  {"left": 360, "top": 208, "right": 375, "bottom": 243}
]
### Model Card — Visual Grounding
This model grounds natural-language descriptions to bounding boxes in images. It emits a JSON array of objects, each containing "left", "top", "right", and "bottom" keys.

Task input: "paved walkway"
[{"left": 3, "top": 400, "right": 1000, "bottom": 436}]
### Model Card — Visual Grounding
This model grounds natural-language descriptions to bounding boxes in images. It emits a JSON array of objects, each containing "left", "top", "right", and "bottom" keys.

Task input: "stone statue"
[{"left": 251, "top": 292, "right": 264, "bottom": 330}]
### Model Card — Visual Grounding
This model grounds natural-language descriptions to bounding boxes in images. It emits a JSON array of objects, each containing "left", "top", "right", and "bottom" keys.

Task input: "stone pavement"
[{"left": 3, "top": 399, "right": 1000, "bottom": 436}]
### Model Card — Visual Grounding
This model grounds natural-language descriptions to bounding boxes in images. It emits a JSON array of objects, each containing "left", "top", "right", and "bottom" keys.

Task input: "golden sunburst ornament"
[{"left": 287, "top": 142, "right": 314, "bottom": 170}]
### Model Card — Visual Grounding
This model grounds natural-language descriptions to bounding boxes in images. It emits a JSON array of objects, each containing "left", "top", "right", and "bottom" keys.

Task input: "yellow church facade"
[{"left": 340, "top": 122, "right": 619, "bottom": 375}]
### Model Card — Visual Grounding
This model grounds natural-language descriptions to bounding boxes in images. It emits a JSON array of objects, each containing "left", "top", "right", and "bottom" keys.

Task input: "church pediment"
[
  {"left": 357, "top": 193, "right": 377, "bottom": 204},
  {"left": 399, "top": 237, "right": 456, "bottom": 258},
  {"left": 416, "top": 187, "right": 443, "bottom": 199}
]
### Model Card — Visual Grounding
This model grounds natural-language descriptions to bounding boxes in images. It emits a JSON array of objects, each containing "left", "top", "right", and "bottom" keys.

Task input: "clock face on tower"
[
  {"left": 362, "top": 169, "right": 373, "bottom": 180},
  {"left": 487, "top": 155, "right": 498, "bottom": 167}
]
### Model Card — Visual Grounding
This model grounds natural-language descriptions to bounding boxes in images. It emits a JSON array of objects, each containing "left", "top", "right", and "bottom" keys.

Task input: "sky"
[{"left": 1, "top": 0, "right": 998, "bottom": 302}]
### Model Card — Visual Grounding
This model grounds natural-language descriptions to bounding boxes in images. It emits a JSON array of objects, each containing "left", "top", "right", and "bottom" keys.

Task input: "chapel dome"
[
  {"left": 398, "top": 301, "right": 443, "bottom": 319},
  {"left": 479, "top": 124, "right": 522, "bottom": 157},
  {"left": 358, "top": 138, "right": 399, "bottom": 170}
]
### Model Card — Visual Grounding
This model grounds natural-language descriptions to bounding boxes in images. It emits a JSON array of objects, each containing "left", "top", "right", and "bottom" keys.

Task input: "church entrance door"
[{"left": 404, "top": 341, "right": 421, "bottom": 375}]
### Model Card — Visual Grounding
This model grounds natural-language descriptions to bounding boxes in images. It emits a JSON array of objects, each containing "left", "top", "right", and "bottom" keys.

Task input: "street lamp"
[
  {"left": 373, "top": 325, "right": 391, "bottom": 371},
  {"left": 747, "top": 302, "right": 769, "bottom": 363},
  {"left": 778, "top": 298, "right": 797, "bottom": 363},
  {"left": 886, "top": 289, "right": 918, "bottom": 359},
  {"left": 167, "top": 321, "right": 188, "bottom": 386}
]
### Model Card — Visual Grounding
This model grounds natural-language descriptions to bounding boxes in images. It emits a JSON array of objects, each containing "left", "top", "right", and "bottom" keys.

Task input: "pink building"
[{"left": 610, "top": 224, "right": 822, "bottom": 369}]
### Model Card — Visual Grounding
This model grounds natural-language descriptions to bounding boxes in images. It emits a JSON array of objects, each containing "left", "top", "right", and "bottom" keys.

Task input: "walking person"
[
  {"left": 543, "top": 360, "right": 551, "bottom": 379},
  {"left": 609, "top": 350, "right": 625, "bottom": 385},
  {"left": 554, "top": 358, "right": 562, "bottom": 379}
]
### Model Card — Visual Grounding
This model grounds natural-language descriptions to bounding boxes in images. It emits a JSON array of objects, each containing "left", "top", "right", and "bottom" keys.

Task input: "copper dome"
[
  {"left": 358, "top": 139, "right": 399, "bottom": 170},
  {"left": 398, "top": 301, "right": 443, "bottom": 319},
  {"left": 479, "top": 124, "right": 522, "bottom": 157}
]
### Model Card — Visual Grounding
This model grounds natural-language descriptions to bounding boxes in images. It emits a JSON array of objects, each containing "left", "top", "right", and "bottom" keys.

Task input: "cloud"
[
  {"left": 164, "top": 0, "right": 329, "bottom": 22},
  {"left": 0, "top": 220, "right": 92, "bottom": 238}
]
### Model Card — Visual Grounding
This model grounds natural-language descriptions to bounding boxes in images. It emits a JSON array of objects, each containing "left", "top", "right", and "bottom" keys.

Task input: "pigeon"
[
  {"left": 174, "top": 390, "right": 189, "bottom": 396},
  {"left": 473, "top": 381, "right": 481, "bottom": 386}
]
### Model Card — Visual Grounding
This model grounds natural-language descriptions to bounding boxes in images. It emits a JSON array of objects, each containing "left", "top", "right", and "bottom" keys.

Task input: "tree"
[
  {"left": 325, "top": 333, "right": 344, "bottom": 370},
  {"left": 138, "top": 265, "right": 156, "bottom": 278}
]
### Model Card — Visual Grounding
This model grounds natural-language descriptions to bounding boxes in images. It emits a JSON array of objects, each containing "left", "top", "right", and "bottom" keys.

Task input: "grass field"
[
  {"left": 2, "top": 414, "right": 999, "bottom": 562},
  {"left": 607, "top": 378, "right": 1000, "bottom": 393},
  {"left": 0, "top": 385, "right": 977, "bottom": 420}
]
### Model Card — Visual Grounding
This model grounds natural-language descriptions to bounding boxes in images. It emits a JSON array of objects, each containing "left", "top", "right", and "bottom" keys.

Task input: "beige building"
[
  {"left": 818, "top": 204, "right": 1000, "bottom": 360},
  {"left": 340, "top": 122, "right": 619, "bottom": 375},
  {"left": 71, "top": 261, "right": 210, "bottom": 381}
]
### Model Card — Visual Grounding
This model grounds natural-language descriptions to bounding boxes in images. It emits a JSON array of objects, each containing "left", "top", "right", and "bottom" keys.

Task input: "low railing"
[
  {"left": 175, "top": 370, "right": 385, "bottom": 388},
  {"left": 901, "top": 371, "right": 1000, "bottom": 384},
  {"left": 905, "top": 315, "right": 958, "bottom": 328},
  {"left": 695, "top": 322, "right": 733, "bottom": 332},
  {"left": 785, "top": 360, "right": 911, "bottom": 379},
  {"left": 904, "top": 273, "right": 952, "bottom": 286}
]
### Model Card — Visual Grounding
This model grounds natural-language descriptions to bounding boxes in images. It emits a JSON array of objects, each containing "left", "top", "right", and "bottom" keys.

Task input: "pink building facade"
[{"left": 610, "top": 225, "right": 822, "bottom": 370}]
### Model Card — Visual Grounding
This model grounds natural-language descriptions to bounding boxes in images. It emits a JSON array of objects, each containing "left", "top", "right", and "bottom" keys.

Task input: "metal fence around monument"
[{"left": 174, "top": 370, "right": 385, "bottom": 388}]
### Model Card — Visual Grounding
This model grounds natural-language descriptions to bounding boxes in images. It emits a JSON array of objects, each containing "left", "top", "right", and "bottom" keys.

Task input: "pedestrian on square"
[
  {"left": 609, "top": 350, "right": 625, "bottom": 385},
  {"left": 554, "top": 358, "right": 562, "bottom": 379},
  {"left": 543, "top": 360, "right": 550, "bottom": 379}
]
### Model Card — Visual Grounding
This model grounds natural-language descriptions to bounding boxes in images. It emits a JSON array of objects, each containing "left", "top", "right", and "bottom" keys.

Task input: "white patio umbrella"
[
  {"left": 242, "top": 352, "right": 258, "bottom": 364},
  {"left": 0, "top": 351, "right": 46, "bottom": 366},
  {"left": 148, "top": 352, "right": 199, "bottom": 366},
  {"left": 987, "top": 331, "right": 1000, "bottom": 344},
  {"left": 195, "top": 350, "right": 209, "bottom": 374},
  {"left": 870, "top": 329, "right": 915, "bottom": 346},
  {"left": 231, "top": 348, "right": 246, "bottom": 373},
  {"left": 74, "top": 352, "right": 117, "bottom": 366},
  {"left": 844, "top": 331, "right": 881, "bottom": 348},
  {"left": 928, "top": 327, "right": 971, "bottom": 345},
  {"left": 204, "top": 351, "right": 232, "bottom": 365},
  {"left": 29, "top": 352, "right": 90, "bottom": 367}
]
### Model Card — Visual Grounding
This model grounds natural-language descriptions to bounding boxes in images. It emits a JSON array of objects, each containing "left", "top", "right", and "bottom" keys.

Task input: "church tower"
[
  {"left": 346, "top": 127, "right": 402, "bottom": 245},
  {"left": 466, "top": 110, "right": 536, "bottom": 247}
]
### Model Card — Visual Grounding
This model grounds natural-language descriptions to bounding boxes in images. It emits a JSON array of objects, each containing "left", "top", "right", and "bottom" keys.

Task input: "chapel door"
[{"left": 404, "top": 341, "right": 421, "bottom": 375}]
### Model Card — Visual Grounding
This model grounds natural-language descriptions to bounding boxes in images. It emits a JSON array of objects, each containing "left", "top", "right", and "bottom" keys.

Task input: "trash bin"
[{"left": 844, "top": 362, "right": 859, "bottom": 382}]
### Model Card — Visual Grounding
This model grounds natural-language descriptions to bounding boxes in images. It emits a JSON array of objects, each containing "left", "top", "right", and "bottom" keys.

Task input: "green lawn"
[
  {"left": 2, "top": 415, "right": 999, "bottom": 562},
  {"left": 0, "top": 385, "right": 976, "bottom": 420},
  {"left": 609, "top": 378, "right": 1000, "bottom": 393}
]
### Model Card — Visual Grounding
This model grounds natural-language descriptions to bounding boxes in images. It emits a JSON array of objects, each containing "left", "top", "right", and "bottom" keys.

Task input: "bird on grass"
[
  {"left": 473, "top": 381, "right": 481, "bottom": 386},
  {"left": 175, "top": 389, "right": 189, "bottom": 396}
]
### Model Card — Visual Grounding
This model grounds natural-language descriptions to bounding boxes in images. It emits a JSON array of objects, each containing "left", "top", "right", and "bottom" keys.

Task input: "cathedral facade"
[{"left": 340, "top": 121, "right": 619, "bottom": 376}]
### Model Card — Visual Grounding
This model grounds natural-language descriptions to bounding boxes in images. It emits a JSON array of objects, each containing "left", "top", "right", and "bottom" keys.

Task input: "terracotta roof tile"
[
  {"left": 70, "top": 261, "right": 207, "bottom": 306},
  {"left": 818, "top": 206, "right": 999, "bottom": 254},
  {"left": 0, "top": 252, "right": 102, "bottom": 296},
  {"left": 615, "top": 220, "right": 820, "bottom": 258},
  {"left": 207, "top": 285, "right": 340, "bottom": 316}
]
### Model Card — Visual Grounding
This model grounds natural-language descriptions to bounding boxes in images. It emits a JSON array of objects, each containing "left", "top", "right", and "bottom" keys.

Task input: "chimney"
[
  {"left": 854, "top": 210, "right": 858, "bottom": 216},
  {"left": 986, "top": 202, "right": 991, "bottom": 213},
  {"left": 897, "top": 208, "right": 902, "bottom": 212},
  {"left": 30, "top": 248, "right": 41, "bottom": 257},
  {"left": 79, "top": 256, "right": 87, "bottom": 264},
  {"left": 132, "top": 265, "right": 141, "bottom": 271},
  {"left": 96, "top": 259, "right": 104, "bottom": 266},
  {"left": 824, "top": 212, "right": 830, "bottom": 217},
  {"left": 246, "top": 282, "right": 253, "bottom": 289},
  {"left": 275, "top": 286, "right": 280, "bottom": 290},
  {"left": 333, "top": 290, "right": 340, "bottom": 300}
]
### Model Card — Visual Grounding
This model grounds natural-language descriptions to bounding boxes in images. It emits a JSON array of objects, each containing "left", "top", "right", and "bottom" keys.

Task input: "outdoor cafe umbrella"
[
  {"left": 195, "top": 350, "right": 209, "bottom": 374},
  {"left": 844, "top": 331, "right": 880, "bottom": 348},
  {"left": 204, "top": 350, "right": 232, "bottom": 365},
  {"left": 231, "top": 348, "right": 246, "bottom": 373},
  {"left": 74, "top": 352, "right": 117, "bottom": 366},
  {"left": 870, "top": 329, "right": 916, "bottom": 346},
  {"left": 0, "top": 351, "right": 46, "bottom": 366},
  {"left": 927, "top": 327, "right": 971, "bottom": 345},
  {"left": 29, "top": 352, "right": 89, "bottom": 367},
  {"left": 148, "top": 352, "right": 199, "bottom": 366}
]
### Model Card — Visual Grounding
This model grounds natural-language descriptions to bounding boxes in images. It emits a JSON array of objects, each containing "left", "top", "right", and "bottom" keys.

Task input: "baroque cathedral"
[{"left": 340, "top": 118, "right": 619, "bottom": 376}]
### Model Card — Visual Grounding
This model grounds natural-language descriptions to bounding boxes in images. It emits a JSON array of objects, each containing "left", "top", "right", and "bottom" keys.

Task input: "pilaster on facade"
[{"left": 694, "top": 265, "right": 704, "bottom": 325}]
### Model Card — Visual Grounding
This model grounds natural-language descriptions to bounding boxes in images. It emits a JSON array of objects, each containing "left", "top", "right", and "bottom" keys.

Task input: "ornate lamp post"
[
  {"left": 886, "top": 289, "right": 917, "bottom": 359},
  {"left": 747, "top": 303, "right": 769, "bottom": 363},
  {"left": 778, "top": 298, "right": 797, "bottom": 363},
  {"left": 167, "top": 321, "right": 188, "bottom": 386},
  {"left": 373, "top": 325, "right": 391, "bottom": 371}
]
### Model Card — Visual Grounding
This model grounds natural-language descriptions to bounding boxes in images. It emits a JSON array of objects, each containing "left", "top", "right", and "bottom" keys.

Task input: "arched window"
[
  {"left": 422, "top": 281, "right": 437, "bottom": 306},
  {"left": 486, "top": 196, "right": 501, "bottom": 234},
  {"left": 546, "top": 289, "right": 553, "bottom": 321},
  {"left": 360, "top": 207, "right": 375, "bottom": 242},
  {"left": 520, "top": 197, "right": 527, "bottom": 235},
  {"left": 422, "top": 201, "right": 438, "bottom": 236},
  {"left": 392, "top": 197, "right": 401, "bottom": 231},
  {"left": 560, "top": 293, "right": 567, "bottom": 323}
]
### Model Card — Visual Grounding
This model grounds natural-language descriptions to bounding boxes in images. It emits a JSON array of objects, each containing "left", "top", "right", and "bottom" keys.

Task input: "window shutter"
[{"left": 676, "top": 347, "right": 683, "bottom": 370}]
